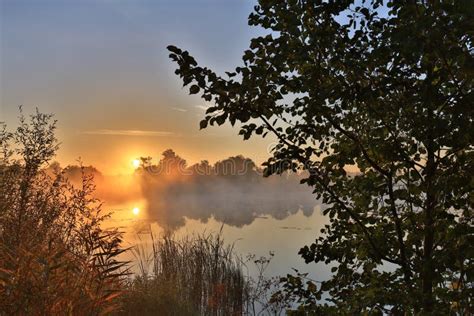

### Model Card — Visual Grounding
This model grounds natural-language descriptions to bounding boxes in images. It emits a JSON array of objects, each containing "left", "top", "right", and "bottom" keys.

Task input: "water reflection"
[
  {"left": 141, "top": 180, "right": 318, "bottom": 229},
  {"left": 110, "top": 207, "right": 332, "bottom": 283}
]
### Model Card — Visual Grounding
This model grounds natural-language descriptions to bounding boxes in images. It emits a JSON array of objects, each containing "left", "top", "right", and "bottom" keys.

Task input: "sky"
[{"left": 0, "top": 0, "right": 276, "bottom": 174}]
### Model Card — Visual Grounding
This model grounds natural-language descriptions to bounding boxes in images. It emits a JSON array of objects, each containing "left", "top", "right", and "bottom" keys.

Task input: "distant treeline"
[{"left": 137, "top": 149, "right": 271, "bottom": 178}]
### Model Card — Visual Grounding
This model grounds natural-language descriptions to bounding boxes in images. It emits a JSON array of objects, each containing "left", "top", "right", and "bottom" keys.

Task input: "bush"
[{"left": 0, "top": 109, "right": 127, "bottom": 315}]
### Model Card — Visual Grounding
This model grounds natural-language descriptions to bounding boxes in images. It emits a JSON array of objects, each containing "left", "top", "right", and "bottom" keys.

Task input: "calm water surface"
[{"left": 105, "top": 199, "right": 332, "bottom": 281}]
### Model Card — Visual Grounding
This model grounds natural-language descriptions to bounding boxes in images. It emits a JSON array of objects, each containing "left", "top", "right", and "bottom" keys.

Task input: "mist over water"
[
  {"left": 140, "top": 172, "right": 318, "bottom": 229},
  {"left": 62, "top": 150, "right": 320, "bottom": 230},
  {"left": 60, "top": 151, "right": 328, "bottom": 280}
]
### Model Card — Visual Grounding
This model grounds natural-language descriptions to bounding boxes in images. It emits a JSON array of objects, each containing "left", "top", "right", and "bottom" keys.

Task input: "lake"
[{"left": 105, "top": 197, "right": 332, "bottom": 283}]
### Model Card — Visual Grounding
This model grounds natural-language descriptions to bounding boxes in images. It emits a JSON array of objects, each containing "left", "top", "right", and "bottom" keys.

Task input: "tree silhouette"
[{"left": 168, "top": 0, "right": 473, "bottom": 313}]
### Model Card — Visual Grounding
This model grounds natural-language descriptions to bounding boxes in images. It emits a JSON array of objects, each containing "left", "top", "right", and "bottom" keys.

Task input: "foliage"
[
  {"left": 168, "top": 0, "right": 473, "bottom": 313},
  {"left": 0, "top": 109, "right": 127, "bottom": 315}
]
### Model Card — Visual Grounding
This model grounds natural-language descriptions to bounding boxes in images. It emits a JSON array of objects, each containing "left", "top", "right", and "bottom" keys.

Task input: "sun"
[
  {"left": 132, "top": 159, "right": 141, "bottom": 169},
  {"left": 132, "top": 207, "right": 140, "bottom": 215}
]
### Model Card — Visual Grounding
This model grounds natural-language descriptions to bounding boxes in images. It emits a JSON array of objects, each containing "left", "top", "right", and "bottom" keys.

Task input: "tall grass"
[{"left": 118, "top": 230, "right": 246, "bottom": 315}]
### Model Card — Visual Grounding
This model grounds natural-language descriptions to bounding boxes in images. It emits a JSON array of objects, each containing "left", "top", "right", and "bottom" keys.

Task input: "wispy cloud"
[
  {"left": 194, "top": 105, "right": 209, "bottom": 111},
  {"left": 82, "top": 129, "right": 173, "bottom": 137},
  {"left": 170, "top": 106, "right": 188, "bottom": 112}
]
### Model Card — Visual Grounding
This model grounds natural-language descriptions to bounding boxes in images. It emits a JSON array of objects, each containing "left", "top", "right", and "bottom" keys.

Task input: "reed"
[{"left": 118, "top": 230, "right": 247, "bottom": 316}]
